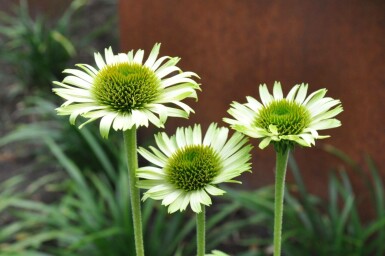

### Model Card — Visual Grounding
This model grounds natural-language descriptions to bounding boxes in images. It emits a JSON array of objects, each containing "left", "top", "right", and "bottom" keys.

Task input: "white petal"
[
  {"left": 309, "top": 119, "right": 341, "bottom": 130},
  {"left": 137, "top": 166, "right": 165, "bottom": 180},
  {"left": 62, "top": 76, "right": 92, "bottom": 89},
  {"left": 151, "top": 56, "right": 170, "bottom": 71},
  {"left": 259, "top": 137, "right": 272, "bottom": 149},
  {"left": 99, "top": 113, "right": 118, "bottom": 138},
  {"left": 137, "top": 147, "right": 166, "bottom": 167},
  {"left": 286, "top": 84, "right": 300, "bottom": 101},
  {"left": 205, "top": 185, "right": 225, "bottom": 196},
  {"left": 245, "top": 96, "right": 263, "bottom": 111},
  {"left": 190, "top": 191, "right": 202, "bottom": 213},
  {"left": 198, "top": 190, "right": 212, "bottom": 206},
  {"left": 259, "top": 84, "right": 273, "bottom": 105},
  {"left": 132, "top": 110, "right": 149, "bottom": 127},
  {"left": 175, "top": 127, "right": 187, "bottom": 148},
  {"left": 162, "top": 73, "right": 198, "bottom": 88},
  {"left": 167, "top": 194, "right": 186, "bottom": 213},
  {"left": 192, "top": 124, "right": 202, "bottom": 145},
  {"left": 94, "top": 52, "right": 106, "bottom": 69},
  {"left": 144, "top": 43, "right": 161, "bottom": 68},
  {"left": 104, "top": 47, "right": 115, "bottom": 65},
  {"left": 63, "top": 69, "right": 94, "bottom": 84},
  {"left": 303, "top": 88, "right": 327, "bottom": 106},
  {"left": 154, "top": 132, "right": 173, "bottom": 157},
  {"left": 156, "top": 66, "right": 180, "bottom": 79},
  {"left": 210, "top": 126, "right": 228, "bottom": 153},
  {"left": 117, "top": 53, "right": 129, "bottom": 63},
  {"left": 309, "top": 99, "right": 341, "bottom": 117},
  {"left": 273, "top": 81, "right": 283, "bottom": 100},
  {"left": 203, "top": 123, "right": 218, "bottom": 146},
  {"left": 220, "top": 132, "right": 249, "bottom": 160},
  {"left": 295, "top": 83, "right": 308, "bottom": 104},
  {"left": 133, "top": 49, "right": 144, "bottom": 64},
  {"left": 162, "top": 190, "right": 183, "bottom": 206},
  {"left": 76, "top": 63, "right": 98, "bottom": 76}
]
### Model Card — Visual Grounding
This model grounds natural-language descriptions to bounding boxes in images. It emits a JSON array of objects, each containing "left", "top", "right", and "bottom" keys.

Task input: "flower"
[
  {"left": 53, "top": 43, "right": 200, "bottom": 138},
  {"left": 223, "top": 81, "right": 342, "bottom": 152},
  {"left": 137, "top": 123, "right": 252, "bottom": 213}
]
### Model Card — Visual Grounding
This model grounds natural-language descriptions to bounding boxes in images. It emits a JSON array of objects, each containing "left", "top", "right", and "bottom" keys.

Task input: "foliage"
[
  {"left": 2, "top": 96, "right": 385, "bottom": 255},
  {"left": 0, "top": 96, "right": 120, "bottom": 174},
  {"left": 0, "top": 137, "right": 261, "bottom": 256},
  {"left": 0, "top": 0, "right": 86, "bottom": 96},
  {"left": 0, "top": 94, "right": 261, "bottom": 255},
  {"left": 226, "top": 147, "right": 385, "bottom": 256}
]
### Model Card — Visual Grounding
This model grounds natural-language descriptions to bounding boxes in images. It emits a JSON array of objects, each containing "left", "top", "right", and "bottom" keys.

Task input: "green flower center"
[
  {"left": 255, "top": 99, "right": 311, "bottom": 135},
  {"left": 92, "top": 62, "right": 161, "bottom": 113},
  {"left": 165, "top": 145, "right": 221, "bottom": 192}
]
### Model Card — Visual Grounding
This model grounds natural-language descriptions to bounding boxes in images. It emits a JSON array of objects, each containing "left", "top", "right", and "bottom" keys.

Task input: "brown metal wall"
[
  {"left": 119, "top": 0, "right": 385, "bottom": 198},
  {"left": 118, "top": 0, "right": 385, "bottom": 191}
]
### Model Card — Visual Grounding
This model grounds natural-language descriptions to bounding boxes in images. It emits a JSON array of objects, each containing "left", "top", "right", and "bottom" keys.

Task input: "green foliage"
[
  {"left": 0, "top": 95, "right": 259, "bottom": 255},
  {"left": 226, "top": 148, "right": 385, "bottom": 256},
  {"left": 0, "top": 96, "right": 120, "bottom": 174},
  {"left": 2, "top": 94, "right": 384, "bottom": 255},
  {"left": 0, "top": 136, "right": 258, "bottom": 256},
  {"left": 0, "top": 0, "right": 87, "bottom": 96}
]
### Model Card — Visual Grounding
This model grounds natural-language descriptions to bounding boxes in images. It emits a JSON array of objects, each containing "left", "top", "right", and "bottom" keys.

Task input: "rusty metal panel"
[{"left": 119, "top": 0, "right": 385, "bottom": 199}]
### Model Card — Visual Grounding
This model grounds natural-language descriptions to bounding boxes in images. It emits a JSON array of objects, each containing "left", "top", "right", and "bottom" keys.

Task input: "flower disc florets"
[
  {"left": 224, "top": 81, "right": 343, "bottom": 151},
  {"left": 165, "top": 145, "right": 221, "bottom": 192},
  {"left": 93, "top": 63, "right": 161, "bottom": 113},
  {"left": 255, "top": 99, "right": 311, "bottom": 136}
]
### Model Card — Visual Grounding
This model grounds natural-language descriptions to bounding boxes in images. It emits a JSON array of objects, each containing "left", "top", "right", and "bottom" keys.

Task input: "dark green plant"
[
  {"left": 0, "top": 96, "right": 121, "bottom": 175},
  {"left": 0, "top": 0, "right": 98, "bottom": 98},
  {"left": 0, "top": 94, "right": 262, "bottom": 255},
  {"left": 0, "top": 135, "right": 262, "bottom": 256},
  {"left": 226, "top": 148, "right": 385, "bottom": 256}
]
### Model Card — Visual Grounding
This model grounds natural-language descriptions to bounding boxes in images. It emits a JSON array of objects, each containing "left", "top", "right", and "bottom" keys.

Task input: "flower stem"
[
  {"left": 273, "top": 149, "right": 290, "bottom": 256},
  {"left": 196, "top": 206, "right": 206, "bottom": 256},
  {"left": 123, "top": 127, "right": 144, "bottom": 256}
]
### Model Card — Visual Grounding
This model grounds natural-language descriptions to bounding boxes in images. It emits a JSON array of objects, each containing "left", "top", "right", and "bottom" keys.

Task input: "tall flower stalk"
[
  {"left": 136, "top": 123, "right": 252, "bottom": 255},
  {"left": 53, "top": 43, "right": 200, "bottom": 255},
  {"left": 224, "top": 81, "right": 342, "bottom": 256}
]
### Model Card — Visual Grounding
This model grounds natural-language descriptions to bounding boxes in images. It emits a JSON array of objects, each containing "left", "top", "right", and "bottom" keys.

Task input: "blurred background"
[{"left": 0, "top": 0, "right": 384, "bottom": 255}]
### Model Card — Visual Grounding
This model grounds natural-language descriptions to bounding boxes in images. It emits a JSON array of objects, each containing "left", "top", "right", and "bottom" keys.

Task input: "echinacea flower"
[
  {"left": 53, "top": 43, "right": 200, "bottom": 138},
  {"left": 137, "top": 123, "right": 252, "bottom": 213},
  {"left": 223, "top": 81, "right": 342, "bottom": 152}
]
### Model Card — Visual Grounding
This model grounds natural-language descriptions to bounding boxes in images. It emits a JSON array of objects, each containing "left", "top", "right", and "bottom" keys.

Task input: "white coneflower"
[
  {"left": 224, "top": 81, "right": 342, "bottom": 256},
  {"left": 137, "top": 123, "right": 252, "bottom": 213},
  {"left": 53, "top": 43, "right": 200, "bottom": 138},
  {"left": 224, "top": 81, "right": 342, "bottom": 152}
]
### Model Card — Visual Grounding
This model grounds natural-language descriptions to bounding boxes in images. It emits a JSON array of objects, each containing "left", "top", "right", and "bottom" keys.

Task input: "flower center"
[
  {"left": 255, "top": 99, "right": 311, "bottom": 135},
  {"left": 92, "top": 62, "right": 161, "bottom": 113},
  {"left": 165, "top": 145, "right": 221, "bottom": 192}
]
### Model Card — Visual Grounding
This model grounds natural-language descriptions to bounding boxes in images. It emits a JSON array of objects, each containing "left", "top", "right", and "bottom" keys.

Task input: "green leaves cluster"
[{"left": 0, "top": 0, "right": 82, "bottom": 95}]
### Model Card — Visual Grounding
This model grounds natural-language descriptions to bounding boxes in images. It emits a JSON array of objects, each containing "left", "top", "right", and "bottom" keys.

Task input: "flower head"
[
  {"left": 53, "top": 43, "right": 200, "bottom": 138},
  {"left": 223, "top": 82, "right": 342, "bottom": 152},
  {"left": 137, "top": 123, "right": 252, "bottom": 213}
]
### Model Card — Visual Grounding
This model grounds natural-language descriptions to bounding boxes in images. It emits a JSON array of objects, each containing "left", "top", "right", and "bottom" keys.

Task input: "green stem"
[
  {"left": 196, "top": 206, "right": 206, "bottom": 256},
  {"left": 273, "top": 149, "right": 290, "bottom": 256},
  {"left": 123, "top": 127, "right": 144, "bottom": 256}
]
